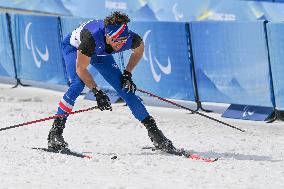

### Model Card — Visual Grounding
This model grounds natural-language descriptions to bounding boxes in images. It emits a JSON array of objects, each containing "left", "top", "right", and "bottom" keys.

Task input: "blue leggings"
[{"left": 58, "top": 40, "right": 150, "bottom": 122}]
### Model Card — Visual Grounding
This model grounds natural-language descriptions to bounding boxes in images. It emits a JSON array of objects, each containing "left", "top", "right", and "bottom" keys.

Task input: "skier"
[{"left": 47, "top": 11, "right": 174, "bottom": 152}]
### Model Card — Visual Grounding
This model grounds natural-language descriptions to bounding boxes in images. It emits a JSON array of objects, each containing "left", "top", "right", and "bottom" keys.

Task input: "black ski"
[
  {"left": 32, "top": 147, "right": 92, "bottom": 159},
  {"left": 142, "top": 146, "right": 218, "bottom": 162}
]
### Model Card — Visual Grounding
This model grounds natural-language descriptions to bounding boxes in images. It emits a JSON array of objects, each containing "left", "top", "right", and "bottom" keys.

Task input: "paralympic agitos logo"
[
  {"left": 25, "top": 22, "right": 49, "bottom": 68},
  {"left": 242, "top": 105, "right": 255, "bottom": 117},
  {"left": 142, "top": 30, "right": 172, "bottom": 82}
]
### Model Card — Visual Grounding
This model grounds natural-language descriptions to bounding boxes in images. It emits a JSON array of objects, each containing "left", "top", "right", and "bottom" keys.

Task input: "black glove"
[
  {"left": 121, "top": 70, "right": 136, "bottom": 93},
  {"left": 92, "top": 87, "right": 112, "bottom": 111}
]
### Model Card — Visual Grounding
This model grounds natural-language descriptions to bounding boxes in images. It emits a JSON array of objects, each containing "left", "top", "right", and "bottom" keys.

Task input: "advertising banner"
[
  {"left": 222, "top": 104, "right": 274, "bottom": 121},
  {"left": 10, "top": 14, "right": 67, "bottom": 86},
  {"left": 0, "top": 13, "right": 15, "bottom": 80},
  {"left": 60, "top": 0, "right": 284, "bottom": 21},
  {"left": 0, "top": 0, "right": 71, "bottom": 15},
  {"left": 190, "top": 21, "right": 273, "bottom": 107},
  {"left": 123, "top": 21, "right": 195, "bottom": 101},
  {"left": 267, "top": 22, "right": 284, "bottom": 110}
]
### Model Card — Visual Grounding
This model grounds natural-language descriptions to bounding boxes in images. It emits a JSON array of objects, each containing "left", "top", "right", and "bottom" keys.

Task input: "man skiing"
[{"left": 47, "top": 11, "right": 174, "bottom": 152}]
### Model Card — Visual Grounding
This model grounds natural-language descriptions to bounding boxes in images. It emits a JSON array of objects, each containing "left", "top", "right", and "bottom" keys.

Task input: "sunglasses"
[{"left": 109, "top": 35, "right": 129, "bottom": 44}]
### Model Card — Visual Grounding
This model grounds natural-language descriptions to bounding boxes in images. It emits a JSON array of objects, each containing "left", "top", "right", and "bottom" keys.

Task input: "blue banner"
[
  {"left": 2, "top": 0, "right": 284, "bottom": 21},
  {"left": 0, "top": 0, "right": 71, "bottom": 16},
  {"left": 147, "top": 0, "right": 284, "bottom": 22},
  {"left": 59, "top": 0, "right": 284, "bottom": 21},
  {"left": 222, "top": 104, "right": 274, "bottom": 121},
  {"left": 147, "top": 0, "right": 249, "bottom": 21},
  {"left": 62, "top": 0, "right": 124, "bottom": 20},
  {"left": 0, "top": 13, "right": 15, "bottom": 79},
  {"left": 122, "top": 22, "right": 195, "bottom": 101},
  {"left": 10, "top": 14, "right": 67, "bottom": 86},
  {"left": 61, "top": 0, "right": 157, "bottom": 21},
  {"left": 190, "top": 21, "right": 273, "bottom": 107},
  {"left": 267, "top": 22, "right": 284, "bottom": 111}
]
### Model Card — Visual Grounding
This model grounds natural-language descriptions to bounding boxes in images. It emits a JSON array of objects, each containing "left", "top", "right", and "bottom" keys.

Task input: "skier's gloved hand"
[
  {"left": 121, "top": 70, "right": 136, "bottom": 93},
  {"left": 92, "top": 87, "right": 112, "bottom": 111}
]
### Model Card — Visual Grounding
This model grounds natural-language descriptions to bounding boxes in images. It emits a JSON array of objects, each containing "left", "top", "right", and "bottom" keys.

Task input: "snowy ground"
[{"left": 0, "top": 83, "right": 284, "bottom": 189}]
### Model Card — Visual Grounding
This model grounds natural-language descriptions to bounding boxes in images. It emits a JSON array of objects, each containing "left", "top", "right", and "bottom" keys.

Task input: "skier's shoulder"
[
  {"left": 130, "top": 31, "right": 142, "bottom": 49},
  {"left": 83, "top": 19, "right": 104, "bottom": 33}
]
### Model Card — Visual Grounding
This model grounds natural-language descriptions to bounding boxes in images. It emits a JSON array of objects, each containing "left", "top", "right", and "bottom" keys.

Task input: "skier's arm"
[
  {"left": 76, "top": 50, "right": 97, "bottom": 89},
  {"left": 76, "top": 29, "right": 98, "bottom": 90},
  {"left": 125, "top": 33, "right": 144, "bottom": 73},
  {"left": 121, "top": 33, "right": 143, "bottom": 93}
]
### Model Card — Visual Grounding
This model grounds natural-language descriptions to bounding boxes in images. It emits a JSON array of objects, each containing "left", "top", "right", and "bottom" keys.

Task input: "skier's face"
[{"left": 106, "top": 35, "right": 127, "bottom": 51}]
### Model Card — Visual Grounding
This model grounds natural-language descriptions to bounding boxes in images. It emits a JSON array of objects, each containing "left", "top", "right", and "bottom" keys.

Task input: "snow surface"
[{"left": 0, "top": 83, "right": 284, "bottom": 189}]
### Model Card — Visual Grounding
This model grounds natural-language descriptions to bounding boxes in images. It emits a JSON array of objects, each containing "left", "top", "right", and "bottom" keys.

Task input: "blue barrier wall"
[
  {"left": 123, "top": 22, "right": 195, "bottom": 101},
  {"left": 0, "top": 13, "right": 15, "bottom": 79},
  {"left": 10, "top": 14, "right": 67, "bottom": 86},
  {"left": 190, "top": 21, "right": 274, "bottom": 107},
  {"left": 2, "top": 11, "right": 284, "bottom": 110},
  {"left": 267, "top": 23, "right": 284, "bottom": 110}
]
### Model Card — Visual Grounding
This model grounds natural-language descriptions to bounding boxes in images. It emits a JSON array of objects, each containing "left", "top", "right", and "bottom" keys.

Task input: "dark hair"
[{"left": 104, "top": 11, "right": 130, "bottom": 26}]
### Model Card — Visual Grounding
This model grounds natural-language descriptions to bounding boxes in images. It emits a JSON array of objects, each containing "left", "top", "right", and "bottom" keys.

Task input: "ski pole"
[
  {"left": 0, "top": 106, "right": 99, "bottom": 132},
  {"left": 137, "top": 89, "right": 245, "bottom": 132}
]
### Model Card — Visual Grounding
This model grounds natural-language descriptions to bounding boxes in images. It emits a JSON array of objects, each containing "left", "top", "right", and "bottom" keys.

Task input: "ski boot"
[
  {"left": 142, "top": 116, "right": 175, "bottom": 152},
  {"left": 47, "top": 117, "right": 68, "bottom": 151}
]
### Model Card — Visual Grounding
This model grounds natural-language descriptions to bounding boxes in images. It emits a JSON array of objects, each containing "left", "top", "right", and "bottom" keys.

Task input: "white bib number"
[{"left": 70, "top": 20, "right": 93, "bottom": 48}]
